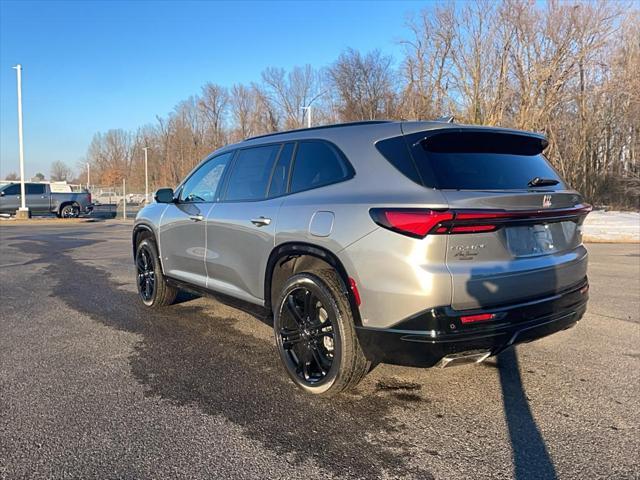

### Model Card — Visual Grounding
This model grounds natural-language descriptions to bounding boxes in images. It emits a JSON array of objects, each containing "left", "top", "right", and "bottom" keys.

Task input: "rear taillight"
[
  {"left": 370, "top": 205, "right": 591, "bottom": 239},
  {"left": 88, "top": 193, "right": 92, "bottom": 204},
  {"left": 369, "top": 208, "right": 454, "bottom": 239},
  {"left": 460, "top": 313, "right": 495, "bottom": 324}
]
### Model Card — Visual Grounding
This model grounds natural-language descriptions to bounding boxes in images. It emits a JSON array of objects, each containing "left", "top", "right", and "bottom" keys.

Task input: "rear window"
[
  {"left": 290, "top": 141, "right": 352, "bottom": 193},
  {"left": 26, "top": 184, "right": 46, "bottom": 195},
  {"left": 377, "top": 130, "right": 565, "bottom": 190},
  {"left": 224, "top": 144, "right": 281, "bottom": 201}
]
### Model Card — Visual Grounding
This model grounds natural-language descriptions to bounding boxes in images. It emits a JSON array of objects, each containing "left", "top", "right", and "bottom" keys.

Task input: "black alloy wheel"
[
  {"left": 136, "top": 245, "right": 156, "bottom": 304},
  {"left": 278, "top": 286, "right": 336, "bottom": 385}
]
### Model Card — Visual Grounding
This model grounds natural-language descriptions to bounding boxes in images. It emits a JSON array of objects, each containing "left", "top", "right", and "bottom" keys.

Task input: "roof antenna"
[{"left": 434, "top": 115, "right": 455, "bottom": 123}]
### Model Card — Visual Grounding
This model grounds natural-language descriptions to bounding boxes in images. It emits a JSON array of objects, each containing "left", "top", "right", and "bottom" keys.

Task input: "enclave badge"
[{"left": 542, "top": 194, "right": 553, "bottom": 208}]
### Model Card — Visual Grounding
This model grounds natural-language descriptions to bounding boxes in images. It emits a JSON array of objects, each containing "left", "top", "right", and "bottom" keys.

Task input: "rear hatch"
[{"left": 378, "top": 126, "right": 590, "bottom": 311}]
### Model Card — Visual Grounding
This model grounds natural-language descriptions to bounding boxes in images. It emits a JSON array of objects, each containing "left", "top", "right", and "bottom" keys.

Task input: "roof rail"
[
  {"left": 243, "top": 120, "right": 393, "bottom": 142},
  {"left": 434, "top": 115, "right": 456, "bottom": 123}
]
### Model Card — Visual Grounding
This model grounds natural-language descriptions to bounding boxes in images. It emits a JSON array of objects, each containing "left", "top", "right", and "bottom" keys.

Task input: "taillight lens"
[
  {"left": 369, "top": 208, "right": 454, "bottom": 239},
  {"left": 460, "top": 313, "right": 495, "bottom": 324},
  {"left": 370, "top": 205, "right": 591, "bottom": 239}
]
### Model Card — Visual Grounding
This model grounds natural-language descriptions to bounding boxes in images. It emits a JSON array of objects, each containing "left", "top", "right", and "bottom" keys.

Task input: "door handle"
[
  {"left": 189, "top": 214, "right": 204, "bottom": 222},
  {"left": 251, "top": 216, "right": 271, "bottom": 227}
]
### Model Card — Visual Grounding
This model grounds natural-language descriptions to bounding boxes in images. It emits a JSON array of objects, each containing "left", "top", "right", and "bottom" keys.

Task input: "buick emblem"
[{"left": 542, "top": 195, "right": 552, "bottom": 208}]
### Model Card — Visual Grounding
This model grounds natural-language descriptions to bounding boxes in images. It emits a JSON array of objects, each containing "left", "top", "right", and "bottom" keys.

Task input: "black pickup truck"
[{"left": 0, "top": 182, "right": 93, "bottom": 218}]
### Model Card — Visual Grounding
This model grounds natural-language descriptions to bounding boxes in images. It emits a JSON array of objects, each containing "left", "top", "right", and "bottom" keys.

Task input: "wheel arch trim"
[
  {"left": 264, "top": 241, "right": 362, "bottom": 326},
  {"left": 132, "top": 223, "right": 163, "bottom": 271}
]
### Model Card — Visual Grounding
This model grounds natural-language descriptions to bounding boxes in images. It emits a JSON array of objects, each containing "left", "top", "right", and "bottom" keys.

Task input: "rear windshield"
[{"left": 377, "top": 130, "right": 565, "bottom": 190}]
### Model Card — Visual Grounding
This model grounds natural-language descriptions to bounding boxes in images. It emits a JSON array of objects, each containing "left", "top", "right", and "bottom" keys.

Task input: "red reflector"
[
  {"left": 370, "top": 209, "right": 454, "bottom": 238},
  {"left": 349, "top": 277, "right": 361, "bottom": 306},
  {"left": 460, "top": 313, "right": 495, "bottom": 324},
  {"left": 450, "top": 224, "right": 497, "bottom": 233}
]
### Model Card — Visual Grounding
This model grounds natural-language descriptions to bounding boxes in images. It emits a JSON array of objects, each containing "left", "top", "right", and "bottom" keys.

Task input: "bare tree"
[
  {"left": 400, "top": 3, "right": 456, "bottom": 120},
  {"left": 4, "top": 172, "right": 18, "bottom": 181},
  {"left": 262, "top": 65, "right": 324, "bottom": 128},
  {"left": 328, "top": 48, "right": 397, "bottom": 121},
  {"left": 83, "top": 1, "right": 639, "bottom": 209},
  {"left": 50, "top": 161, "right": 73, "bottom": 181}
]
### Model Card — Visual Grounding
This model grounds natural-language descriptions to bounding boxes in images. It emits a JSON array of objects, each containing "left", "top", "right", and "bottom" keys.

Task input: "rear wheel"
[
  {"left": 274, "top": 270, "right": 369, "bottom": 396},
  {"left": 135, "top": 238, "right": 177, "bottom": 307},
  {"left": 59, "top": 203, "right": 79, "bottom": 218}
]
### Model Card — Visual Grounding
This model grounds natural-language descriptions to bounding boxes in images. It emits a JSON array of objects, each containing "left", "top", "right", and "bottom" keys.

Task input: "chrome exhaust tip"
[{"left": 437, "top": 349, "right": 492, "bottom": 368}]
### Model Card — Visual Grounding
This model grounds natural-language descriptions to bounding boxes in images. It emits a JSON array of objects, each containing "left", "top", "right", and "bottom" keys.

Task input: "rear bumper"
[{"left": 355, "top": 278, "right": 589, "bottom": 367}]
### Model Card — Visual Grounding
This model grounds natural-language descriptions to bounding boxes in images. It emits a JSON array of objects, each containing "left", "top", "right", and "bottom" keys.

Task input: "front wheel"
[
  {"left": 135, "top": 238, "right": 177, "bottom": 307},
  {"left": 273, "top": 270, "right": 369, "bottom": 396}
]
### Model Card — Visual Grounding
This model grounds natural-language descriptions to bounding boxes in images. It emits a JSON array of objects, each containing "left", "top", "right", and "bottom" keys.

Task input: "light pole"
[
  {"left": 86, "top": 162, "right": 90, "bottom": 190},
  {"left": 301, "top": 90, "right": 327, "bottom": 129},
  {"left": 12, "top": 64, "right": 29, "bottom": 218},
  {"left": 301, "top": 106, "right": 311, "bottom": 128},
  {"left": 142, "top": 147, "right": 149, "bottom": 203}
]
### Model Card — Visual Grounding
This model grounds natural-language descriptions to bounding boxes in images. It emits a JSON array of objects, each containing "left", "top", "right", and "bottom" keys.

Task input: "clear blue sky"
[{"left": 0, "top": 0, "right": 424, "bottom": 178}]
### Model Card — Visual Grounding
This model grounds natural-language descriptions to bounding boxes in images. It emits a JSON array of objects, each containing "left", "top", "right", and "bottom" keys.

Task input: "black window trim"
[{"left": 266, "top": 142, "right": 296, "bottom": 200}]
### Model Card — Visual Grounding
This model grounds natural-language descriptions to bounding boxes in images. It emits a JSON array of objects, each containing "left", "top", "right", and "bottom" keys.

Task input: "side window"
[
  {"left": 3, "top": 184, "right": 20, "bottom": 195},
  {"left": 26, "top": 184, "right": 46, "bottom": 195},
  {"left": 268, "top": 142, "right": 294, "bottom": 198},
  {"left": 290, "top": 141, "right": 351, "bottom": 193},
  {"left": 180, "top": 151, "right": 233, "bottom": 203},
  {"left": 224, "top": 144, "right": 281, "bottom": 201}
]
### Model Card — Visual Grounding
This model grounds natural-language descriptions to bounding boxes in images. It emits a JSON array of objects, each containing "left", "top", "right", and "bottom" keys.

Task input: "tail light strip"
[{"left": 370, "top": 205, "right": 592, "bottom": 239}]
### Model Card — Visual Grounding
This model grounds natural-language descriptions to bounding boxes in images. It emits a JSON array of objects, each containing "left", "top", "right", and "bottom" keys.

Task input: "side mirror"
[{"left": 154, "top": 188, "right": 175, "bottom": 204}]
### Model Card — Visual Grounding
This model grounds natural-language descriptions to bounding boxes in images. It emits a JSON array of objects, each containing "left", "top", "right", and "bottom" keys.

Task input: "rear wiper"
[{"left": 528, "top": 177, "right": 559, "bottom": 187}]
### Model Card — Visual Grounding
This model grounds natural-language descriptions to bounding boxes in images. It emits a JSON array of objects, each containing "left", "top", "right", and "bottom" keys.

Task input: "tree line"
[{"left": 82, "top": 0, "right": 639, "bottom": 209}]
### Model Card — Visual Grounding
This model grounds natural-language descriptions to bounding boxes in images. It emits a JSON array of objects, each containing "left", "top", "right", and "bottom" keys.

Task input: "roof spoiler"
[{"left": 434, "top": 115, "right": 456, "bottom": 123}]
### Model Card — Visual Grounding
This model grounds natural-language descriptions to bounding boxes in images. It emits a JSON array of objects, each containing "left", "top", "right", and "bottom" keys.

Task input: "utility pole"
[
  {"left": 13, "top": 64, "right": 29, "bottom": 218},
  {"left": 122, "top": 178, "right": 127, "bottom": 220},
  {"left": 86, "top": 163, "right": 90, "bottom": 190},
  {"left": 142, "top": 147, "right": 149, "bottom": 203},
  {"left": 301, "top": 106, "right": 311, "bottom": 128}
]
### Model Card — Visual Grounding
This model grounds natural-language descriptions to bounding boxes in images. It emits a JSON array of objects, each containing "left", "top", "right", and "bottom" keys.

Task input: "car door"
[
  {"left": 205, "top": 143, "right": 291, "bottom": 305},
  {"left": 0, "top": 184, "right": 21, "bottom": 213},
  {"left": 25, "top": 183, "right": 50, "bottom": 213},
  {"left": 158, "top": 151, "right": 234, "bottom": 288}
]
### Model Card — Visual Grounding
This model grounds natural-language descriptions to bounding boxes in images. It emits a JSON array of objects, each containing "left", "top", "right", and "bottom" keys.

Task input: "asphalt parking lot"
[{"left": 0, "top": 221, "right": 638, "bottom": 479}]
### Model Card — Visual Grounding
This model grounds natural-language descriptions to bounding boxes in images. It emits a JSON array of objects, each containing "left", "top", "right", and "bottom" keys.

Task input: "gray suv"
[{"left": 133, "top": 121, "right": 590, "bottom": 395}]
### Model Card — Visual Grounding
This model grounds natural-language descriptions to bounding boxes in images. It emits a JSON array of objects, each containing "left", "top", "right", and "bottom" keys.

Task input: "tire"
[
  {"left": 135, "top": 238, "right": 178, "bottom": 308},
  {"left": 59, "top": 203, "right": 79, "bottom": 218},
  {"left": 273, "top": 270, "right": 369, "bottom": 396}
]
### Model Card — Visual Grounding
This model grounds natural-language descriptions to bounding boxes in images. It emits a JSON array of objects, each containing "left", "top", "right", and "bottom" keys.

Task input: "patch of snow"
[{"left": 583, "top": 210, "right": 640, "bottom": 243}]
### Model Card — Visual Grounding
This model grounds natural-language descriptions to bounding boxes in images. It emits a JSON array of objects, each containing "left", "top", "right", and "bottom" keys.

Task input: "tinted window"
[
  {"left": 375, "top": 136, "right": 422, "bottom": 185},
  {"left": 180, "top": 151, "right": 233, "bottom": 202},
  {"left": 2, "top": 184, "right": 20, "bottom": 195},
  {"left": 224, "top": 144, "right": 281, "bottom": 201},
  {"left": 26, "top": 184, "right": 46, "bottom": 195},
  {"left": 268, "top": 142, "right": 294, "bottom": 197},
  {"left": 379, "top": 130, "right": 564, "bottom": 190},
  {"left": 415, "top": 132, "right": 563, "bottom": 190},
  {"left": 290, "top": 141, "right": 350, "bottom": 193}
]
